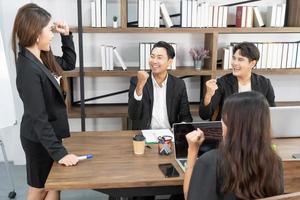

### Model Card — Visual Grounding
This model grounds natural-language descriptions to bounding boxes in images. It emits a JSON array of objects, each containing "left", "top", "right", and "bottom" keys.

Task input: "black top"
[
  {"left": 199, "top": 73, "right": 275, "bottom": 120},
  {"left": 16, "top": 34, "right": 76, "bottom": 161},
  {"left": 128, "top": 73, "right": 193, "bottom": 130},
  {"left": 188, "top": 149, "right": 284, "bottom": 200}
]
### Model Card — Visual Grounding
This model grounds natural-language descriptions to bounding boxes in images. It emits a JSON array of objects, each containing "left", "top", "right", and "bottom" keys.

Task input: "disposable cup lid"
[{"left": 133, "top": 134, "right": 145, "bottom": 141}]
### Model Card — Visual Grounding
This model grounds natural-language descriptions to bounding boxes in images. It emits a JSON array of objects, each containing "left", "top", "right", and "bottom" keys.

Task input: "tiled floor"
[{"left": 0, "top": 162, "right": 108, "bottom": 200}]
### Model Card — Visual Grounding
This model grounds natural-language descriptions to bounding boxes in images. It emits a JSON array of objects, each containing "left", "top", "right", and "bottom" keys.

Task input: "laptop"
[
  {"left": 270, "top": 106, "right": 300, "bottom": 138},
  {"left": 173, "top": 121, "right": 223, "bottom": 172}
]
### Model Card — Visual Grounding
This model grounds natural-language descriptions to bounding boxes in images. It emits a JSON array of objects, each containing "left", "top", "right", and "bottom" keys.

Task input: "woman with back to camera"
[
  {"left": 12, "top": 3, "right": 78, "bottom": 200},
  {"left": 184, "top": 91, "right": 284, "bottom": 200},
  {"left": 199, "top": 42, "right": 275, "bottom": 121}
]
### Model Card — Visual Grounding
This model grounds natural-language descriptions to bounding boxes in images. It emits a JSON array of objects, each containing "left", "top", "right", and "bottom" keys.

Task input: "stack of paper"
[{"left": 142, "top": 129, "right": 174, "bottom": 143}]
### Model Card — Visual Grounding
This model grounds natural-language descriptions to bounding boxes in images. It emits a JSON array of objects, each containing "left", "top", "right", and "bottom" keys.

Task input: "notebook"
[
  {"left": 142, "top": 129, "right": 174, "bottom": 144},
  {"left": 270, "top": 106, "right": 300, "bottom": 138},
  {"left": 173, "top": 121, "right": 223, "bottom": 172}
]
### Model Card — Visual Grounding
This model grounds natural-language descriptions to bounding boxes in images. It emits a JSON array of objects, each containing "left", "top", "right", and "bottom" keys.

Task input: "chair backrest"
[{"left": 257, "top": 192, "right": 300, "bottom": 200}]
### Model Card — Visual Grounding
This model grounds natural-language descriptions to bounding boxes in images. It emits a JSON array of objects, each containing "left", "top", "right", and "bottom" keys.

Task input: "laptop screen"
[
  {"left": 270, "top": 106, "right": 300, "bottom": 138},
  {"left": 173, "top": 122, "right": 223, "bottom": 158}
]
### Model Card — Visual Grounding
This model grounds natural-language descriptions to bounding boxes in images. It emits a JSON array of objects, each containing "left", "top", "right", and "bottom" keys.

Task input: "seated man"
[
  {"left": 128, "top": 41, "right": 193, "bottom": 130},
  {"left": 199, "top": 42, "right": 275, "bottom": 121}
]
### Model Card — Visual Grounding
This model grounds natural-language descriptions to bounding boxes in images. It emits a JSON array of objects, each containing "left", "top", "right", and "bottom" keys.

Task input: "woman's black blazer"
[{"left": 16, "top": 35, "right": 76, "bottom": 161}]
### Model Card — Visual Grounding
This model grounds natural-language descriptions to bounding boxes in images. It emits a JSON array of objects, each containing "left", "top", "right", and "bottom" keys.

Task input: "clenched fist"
[
  {"left": 136, "top": 71, "right": 149, "bottom": 96},
  {"left": 206, "top": 79, "right": 218, "bottom": 96},
  {"left": 53, "top": 21, "right": 70, "bottom": 36},
  {"left": 186, "top": 128, "right": 205, "bottom": 153},
  {"left": 204, "top": 79, "right": 218, "bottom": 105}
]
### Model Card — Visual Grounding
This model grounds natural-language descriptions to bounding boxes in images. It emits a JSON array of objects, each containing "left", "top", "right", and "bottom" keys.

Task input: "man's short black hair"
[
  {"left": 151, "top": 41, "right": 175, "bottom": 59},
  {"left": 233, "top": 42, "right": 260, "bottom": 62}
]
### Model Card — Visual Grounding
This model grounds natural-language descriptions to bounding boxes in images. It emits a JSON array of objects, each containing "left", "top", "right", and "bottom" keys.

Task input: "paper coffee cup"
[{"left": 133, "top": 134, "right": 145, "bottom": 155}]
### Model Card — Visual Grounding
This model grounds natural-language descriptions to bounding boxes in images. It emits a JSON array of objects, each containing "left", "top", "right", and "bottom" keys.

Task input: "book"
[
  {"left": 241, "top": 6, "right": 247, "bottom": 27},
  {"left": 160, "top": 3, "right": 173, "bottom": 28},
  {"left": 261, "top": 43, "right": 268, "bottom": 69},
  {"left": 222, "top": 6, "right": 228, "bottom": 28},
  {"left": 155, "top": 0, "right": 160, "bottom": 27},
  {"left": 281, "top": 43, "right": 289, "bottom": 68},
  {"left": 253, "top": 6, "right": 264, "bottom": 27},
  {"left": 272, "top": 43, "right": 279, "bottom": 68},
  {"left": 280, "top": 4, "right": 286, "bottom": 27},
  {"left": 187, "top": 0, "right": 192, "bottom": 27},
  {"left": 256, "top": 43, "right": 263, "bottom": 69},
  {"left": 144, "top": 0, "right": 150, "bottom": 27},
  {"left": 228, "top": 45, "right": 233, "bottom": 69},
  {"left": 213, "top": 6, "right": 219, "bottom": 27},
  {"left": 235, "top": 6, "right": 241, "bottom": 27},
  {"left": 246, "top": 6, "right": 253, "bottom": 28},
  {"left": 267, "top": 43, "right": 275, "bottom": 69},
  {"left": 113, "top": 47, "right": 127, "bottom": 70},
  {"left": 203, "top": 2, "right": 209, "bottom": 28},
  {"left": 181, "top": 0, "right": 187, "bottom": 27},
  {"left": 145, "top": 43, "right": 151, "bottom": 70},
  {"left": 217, "top": 6, "right": 223, "bottom": 28},
  {"left": 267, "top": 5, "right": 277, "bottom": 27},
  {"left": 96, "top": 0, "right": 101, "bottom": 27},
  {"left": 275, "top": 4, "right": 282, "bottom": 27},
  {"left": 196, "top": 3, "right": 201, "bottom": 27},
  {"left": 286, "top": 43, "right": 294, "bottom": 68},
  {"left": 236, "top": 6, "right": 246, "bottom": 27},
  {"left": 291, "top": 42, "right": 298, "bottom": 68},
  {"left": 208, "top": 5, "right": 213, "bottom": 27},
  {"left": 191, "top": 0, "right": 197, "bottom": 27},
  {"left": 101, "top": 45, "right": 106, "bottom": 71},
  {"left": 90, "top": 1, "right": 96, "bottom": 27},
  {"left": 138, "top": 0, "right": 144, "bottom": 27},
  {"left": 296, "top": 42, "right": 300, "bottom": 68},
  {"left": 101, "top": 0, "right": 106, "bottom": 27},
  {"left": 140, "top": 43, "right": 145, "bottom": 70},
  {"left": 105, "top": 45, "right": 110, "bottom": 70},
  {"left": 223, "top": 47, "right": 229, "bottom": 70},
  {"left": 149, "top": 0, "right": 155, "bottom": 27},
  {"left": 109, "top": 46, "right": 114, "bottom": 71},
  {"left": 276, "top": 43, "right": 283, "bottom": 69}
]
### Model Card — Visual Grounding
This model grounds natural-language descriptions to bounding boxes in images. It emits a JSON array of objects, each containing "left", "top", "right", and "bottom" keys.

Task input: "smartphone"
[
  {"left": 158, "top": 163, "right": 180, "bottom": 178},
  {"left": 292, "top": 154, "right": 300, "bottom": 159}
]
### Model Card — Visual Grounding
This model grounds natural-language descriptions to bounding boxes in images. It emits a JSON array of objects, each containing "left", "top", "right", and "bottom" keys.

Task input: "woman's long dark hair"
[
  {"left": 219, "top": 91, "right": 282, "bottom": 199},
  {"left": 11, "top": 3, "right": 62, "bottom": 76}
]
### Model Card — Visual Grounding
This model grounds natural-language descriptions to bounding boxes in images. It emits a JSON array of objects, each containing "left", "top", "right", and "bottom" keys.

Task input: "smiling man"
[
  {"left": 199, "top": 42, "right": 275, "bottom": 121},
  {"left": 128, "top": 41, "right": 192, "bottom": 130}
]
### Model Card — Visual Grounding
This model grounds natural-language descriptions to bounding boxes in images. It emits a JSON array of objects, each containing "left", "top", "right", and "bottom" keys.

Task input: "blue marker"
[{"left": 78, "top": 154, "right": 93, "bottom": 161}]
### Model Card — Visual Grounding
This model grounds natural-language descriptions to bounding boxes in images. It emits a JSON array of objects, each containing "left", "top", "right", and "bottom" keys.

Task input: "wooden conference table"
[{"left": 45, "top": 131, "right": 300, "bottom": 197}]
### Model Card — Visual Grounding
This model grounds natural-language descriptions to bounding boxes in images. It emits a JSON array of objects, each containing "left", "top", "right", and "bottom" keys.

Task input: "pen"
[{"left": 78, "top": 154, "right": 93, "bottom": 161}]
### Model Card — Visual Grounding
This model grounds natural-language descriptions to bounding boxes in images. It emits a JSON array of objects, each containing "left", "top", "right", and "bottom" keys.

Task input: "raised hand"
[
  {"left": 53, "top": 21, "right": 70, "bottom": 36},
  {"left": 206, "top": 79, "right": 218, "bottom": 97},
  {"left": 186, "top": 128, "right": 205, "bottom": 153},
  {"left": 204, "top": 79, "right": 218, "bottom": 105},
  {"left": 135, "top": 71, "right": 149, "bottom": 96}
]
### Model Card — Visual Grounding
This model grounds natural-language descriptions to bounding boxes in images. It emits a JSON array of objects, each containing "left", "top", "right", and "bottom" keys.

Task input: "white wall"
[
  {"left": 1, "top": 0, "right": 299, "bottom": 164},
  {"left": 0, "top": 0, "right": 28, "bottom": 165}
]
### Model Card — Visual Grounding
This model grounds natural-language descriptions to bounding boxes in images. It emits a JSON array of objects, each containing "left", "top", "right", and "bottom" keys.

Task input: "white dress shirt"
[
  {"left": 134, "top": 73, "right": 170, "bottom": 129},
  {"left": 238, "top": 82, "right": 251, "bottom": 93},
  {"left": 52, "top": 73, "right": 62, "bottom": 85}
]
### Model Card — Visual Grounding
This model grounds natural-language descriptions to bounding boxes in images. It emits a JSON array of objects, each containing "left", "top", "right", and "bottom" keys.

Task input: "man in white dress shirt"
[{"left": 128, "top": 41, "right": 192, "bottom": 130}]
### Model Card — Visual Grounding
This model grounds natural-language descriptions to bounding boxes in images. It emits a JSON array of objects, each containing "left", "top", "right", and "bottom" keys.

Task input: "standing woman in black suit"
[{"left": 12, "top": 3, "right": 78, "bottom": 200}]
